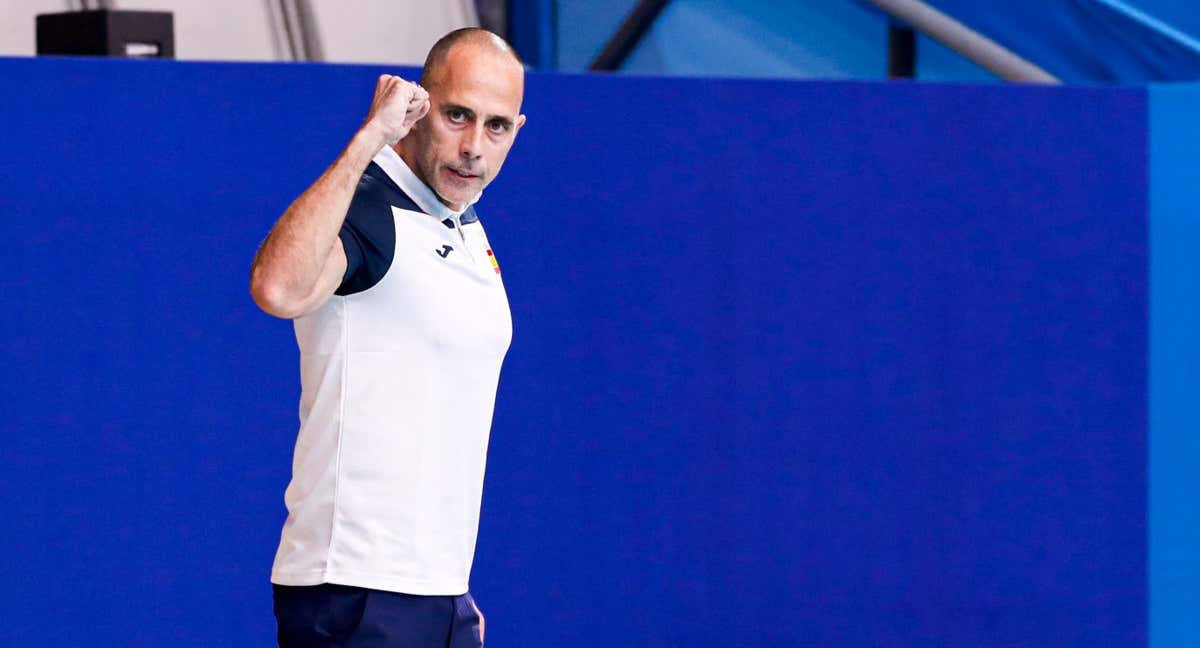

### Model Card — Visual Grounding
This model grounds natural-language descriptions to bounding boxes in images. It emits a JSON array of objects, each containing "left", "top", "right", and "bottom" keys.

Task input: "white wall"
[
  {"left": 311, "top": 0, "right": 477, "bottom": 65},
  {"left": 1, "top": 0, "right": 72, "bottom": 58},
  {"left": 116, "top": 0, "right": 277, "bottom": 61},
  {"left": 0, "top": 0, "right": 478, "bottom": 64}
]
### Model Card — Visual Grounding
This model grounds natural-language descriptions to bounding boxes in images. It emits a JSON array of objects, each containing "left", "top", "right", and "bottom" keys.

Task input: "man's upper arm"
[
  {"left": 333, "top": 172, "right": 397, "bottom": 296},
  {"left": 287, "top": 172, "right": 395, "bottom": 318}
]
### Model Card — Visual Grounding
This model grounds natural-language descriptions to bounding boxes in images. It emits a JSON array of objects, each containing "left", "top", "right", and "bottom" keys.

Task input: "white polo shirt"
[{"left": 271, "top": 146, "right": 513, "bottom": 595}]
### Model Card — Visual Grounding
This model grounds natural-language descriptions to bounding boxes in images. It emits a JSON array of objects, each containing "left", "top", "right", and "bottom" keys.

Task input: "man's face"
[{"left": 401, "top": 44, "right": 526, "bottom": 211}]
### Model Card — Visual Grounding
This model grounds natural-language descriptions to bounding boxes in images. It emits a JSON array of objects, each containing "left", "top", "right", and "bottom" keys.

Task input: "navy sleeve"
[{"left": 335, "top": 173, "right": 396, "bottom": 296}]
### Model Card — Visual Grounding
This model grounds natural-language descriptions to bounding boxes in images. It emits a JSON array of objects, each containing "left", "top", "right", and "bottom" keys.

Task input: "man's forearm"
[
  {"left": 250, "top": 125, "right": 387, "bottom": 312},
  {"left": 249, "top": 75, "right": 429, "bottom": 317}
]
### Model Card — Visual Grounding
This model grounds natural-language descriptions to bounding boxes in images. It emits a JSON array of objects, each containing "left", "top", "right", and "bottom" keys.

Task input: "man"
[{"left": 249, "top": 28, "right": 526, "bottom": 647}]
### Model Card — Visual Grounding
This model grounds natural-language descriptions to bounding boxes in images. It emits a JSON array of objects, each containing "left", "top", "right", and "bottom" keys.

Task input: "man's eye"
[
  {"left": 487, "top": 121, "right": 510, "bottom": 134},
  {"left": 448, "top": 110, "right": 467, "bottom": 123}
]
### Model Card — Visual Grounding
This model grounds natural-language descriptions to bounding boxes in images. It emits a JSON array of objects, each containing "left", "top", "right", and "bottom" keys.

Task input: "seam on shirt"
[
  {"left": 335, "top": 173, "right": 404, "bottom": 297},
  {"left": 325, "top": 297, "right": 350, "bottom": 576},
  {"left": 338, "top": 206, "right": 416, "bottom": 301},
  {"left": 273, "top": 567, "right": 469, "bottom": 596}
]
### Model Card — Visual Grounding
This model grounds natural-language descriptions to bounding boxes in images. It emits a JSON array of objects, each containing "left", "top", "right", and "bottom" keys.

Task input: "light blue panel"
[
  {"left": 556, "top": 0, "right": 641, "bottom": 70},
  {"left": 1125, "top": 0, "right": 1200, "bottom": 41},
  {"left": 915, "top": 34, "right": 1000, "bottom": 83},
  {"left": 1149, "top": 82, "right": 1200, "bottom": 648},
  {"left": 623, "top": 0, "right": 887, "bottom": 79},
  {"left": 920, "top": 0, "right": 1200, "bottom": 82},
  {"left": 510, "top": 0, "right": 557, "bottom": 69},
  {"left": 556, "top": 1, "right": 1020, "bottom": 82},
  {"left": 556, "top": 0, "right": 1200, "bottom": 81}
]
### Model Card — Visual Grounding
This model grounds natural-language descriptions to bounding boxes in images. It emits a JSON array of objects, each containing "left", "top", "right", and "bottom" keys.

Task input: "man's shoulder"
[{"left": 355, "top": 162, "right": 422, "bottom": 215}]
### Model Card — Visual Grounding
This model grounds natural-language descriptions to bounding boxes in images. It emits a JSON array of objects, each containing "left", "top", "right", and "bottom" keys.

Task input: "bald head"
[
  {"left": 420, "top": 28, "right": 523, "bottom": 92},
  {"left": 398, "top": 27, "right": 528, "bottom": 211}
]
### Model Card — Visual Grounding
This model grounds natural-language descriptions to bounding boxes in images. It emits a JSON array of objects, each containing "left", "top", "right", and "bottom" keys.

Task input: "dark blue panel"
[
  {"left": 479, "top": 77, "right": 1148, "bottom": 646},
  {"left": 0, "top": 57, "right": 415, "bottom": 647},
  {"left": 0, "top": 58, "right": 1147, "bottom": 646}
]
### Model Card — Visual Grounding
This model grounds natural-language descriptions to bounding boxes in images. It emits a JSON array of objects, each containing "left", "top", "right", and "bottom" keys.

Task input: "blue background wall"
[{"left": 0, "top": 58, "right": 1150, "bottom": 646}]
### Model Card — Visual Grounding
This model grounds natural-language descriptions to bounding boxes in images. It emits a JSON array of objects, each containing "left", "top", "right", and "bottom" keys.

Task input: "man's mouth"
[{"left": 446, "top": 167, "right": 479, "bottom": 180}]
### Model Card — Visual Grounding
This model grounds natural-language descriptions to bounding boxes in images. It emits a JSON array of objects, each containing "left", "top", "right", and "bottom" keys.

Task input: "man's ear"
[{"left": 514, "top": 114, "right": 527, "bottom": 133}]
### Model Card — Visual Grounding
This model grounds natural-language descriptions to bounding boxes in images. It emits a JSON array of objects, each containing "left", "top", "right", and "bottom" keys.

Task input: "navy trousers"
[{"left": 273, "top": 583, "right": 484, "bottom": 647}]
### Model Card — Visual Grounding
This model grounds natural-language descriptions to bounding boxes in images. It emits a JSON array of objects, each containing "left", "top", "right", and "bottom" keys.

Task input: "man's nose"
[{"left": 460, "top": 124, "right": 484, "bottom": 160}]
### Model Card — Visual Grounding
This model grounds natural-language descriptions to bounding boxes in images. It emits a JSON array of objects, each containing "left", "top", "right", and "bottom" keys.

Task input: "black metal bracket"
[{"left": 888, "top": 23, "right": 917, "bottom": 79}]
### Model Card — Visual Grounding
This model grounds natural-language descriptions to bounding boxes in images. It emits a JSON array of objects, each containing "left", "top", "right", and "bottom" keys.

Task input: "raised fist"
[{"left": 364, "top": 74, "right": 430, "bottom": 145}]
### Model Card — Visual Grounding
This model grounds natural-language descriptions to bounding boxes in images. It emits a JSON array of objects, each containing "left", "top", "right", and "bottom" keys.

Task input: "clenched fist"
[{"left": 363, "top": 74, "right": 430, "bottom": 146}]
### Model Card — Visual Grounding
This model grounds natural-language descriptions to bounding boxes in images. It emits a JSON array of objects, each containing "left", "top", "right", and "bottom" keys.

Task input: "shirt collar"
[{"left": 371, "top": 144, "right": 481, "bottom": 222}]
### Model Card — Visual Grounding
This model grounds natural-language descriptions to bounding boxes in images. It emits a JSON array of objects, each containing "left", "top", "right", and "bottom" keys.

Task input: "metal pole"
[
  {"left": 292, "top": 0, "right": 324, "bottom": 62},
  {"left": 590, "top": 0, "right": 670, "bottom": 72},
  {"left": 863, "top": 0, "right": 1059, "bottom": 84}
]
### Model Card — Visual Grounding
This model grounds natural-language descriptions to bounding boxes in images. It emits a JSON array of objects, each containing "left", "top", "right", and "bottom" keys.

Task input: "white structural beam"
[{"left": 864, "top": 0, "right": 1060, "bottom": 84}]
